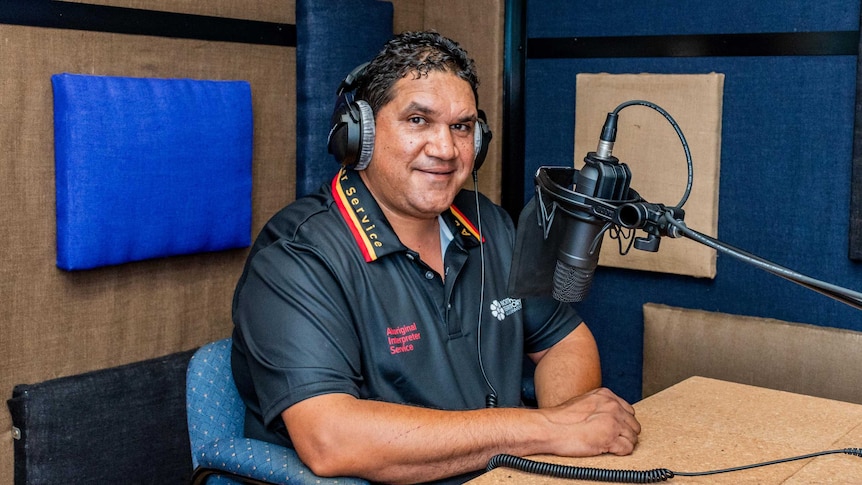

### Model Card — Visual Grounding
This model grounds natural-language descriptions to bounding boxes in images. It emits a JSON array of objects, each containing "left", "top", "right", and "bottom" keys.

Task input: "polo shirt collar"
[{"left": 331, "top": 168, "right": 483, "bottom": 262}]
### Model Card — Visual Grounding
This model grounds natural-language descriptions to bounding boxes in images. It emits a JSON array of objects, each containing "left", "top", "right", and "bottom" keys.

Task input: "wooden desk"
[{"left": 468, "top": 377, "right": 862, "bottom": 484}]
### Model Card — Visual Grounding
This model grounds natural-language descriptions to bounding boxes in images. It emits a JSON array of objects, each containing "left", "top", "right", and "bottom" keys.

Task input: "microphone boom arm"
[{"left": 663, "top": 213, "right": 862, "bottom": 311}]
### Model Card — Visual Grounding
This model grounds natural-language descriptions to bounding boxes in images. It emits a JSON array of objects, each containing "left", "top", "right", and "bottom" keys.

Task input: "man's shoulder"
[
  {"left": 452, "top": 189, "right": 513, "bottom": 230},
  {"left": 250, "top": 189, "right": 345, "bottom": 254}
]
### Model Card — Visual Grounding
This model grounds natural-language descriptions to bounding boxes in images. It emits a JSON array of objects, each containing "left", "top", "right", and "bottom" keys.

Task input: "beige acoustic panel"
[
  {"left": 642, "top": 303, "right": 862, "bottom": 404},
  {"left": 575, "top": 73, "right": 723, "bottom": 278}
]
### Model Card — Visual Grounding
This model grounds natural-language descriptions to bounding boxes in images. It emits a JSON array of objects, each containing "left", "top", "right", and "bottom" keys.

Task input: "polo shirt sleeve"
[
  {"left": 232, "top": 239, "right": 362, "bottom": 429},
  {"left": 521, "top": 296, "right": 582, "bottom": 354},
  {"left": 489, "top": 199, "right": 582, "bottom": 355}
]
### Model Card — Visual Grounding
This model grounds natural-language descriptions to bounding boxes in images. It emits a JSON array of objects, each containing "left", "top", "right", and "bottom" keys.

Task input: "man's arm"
[
  {"left": 528, "top": 322, "right": 602, "bottom": 408},
  {"left": 283, "top": 378, "right": 639, "bottom": 484}
]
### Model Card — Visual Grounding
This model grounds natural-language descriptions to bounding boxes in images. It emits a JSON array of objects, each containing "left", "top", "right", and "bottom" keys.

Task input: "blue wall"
[{"left": 524, "top": 1, "right": 862, "bottom": 403}]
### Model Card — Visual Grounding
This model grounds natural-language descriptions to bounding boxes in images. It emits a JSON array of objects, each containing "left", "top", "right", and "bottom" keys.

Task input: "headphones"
[{"left": 327, "top": 62, "right": 492, "bottom": 172}]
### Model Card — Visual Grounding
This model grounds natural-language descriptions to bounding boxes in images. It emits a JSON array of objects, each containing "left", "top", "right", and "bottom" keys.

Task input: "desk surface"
[{"left": 468, "top": 377, "right": 862, "bottom": 484}]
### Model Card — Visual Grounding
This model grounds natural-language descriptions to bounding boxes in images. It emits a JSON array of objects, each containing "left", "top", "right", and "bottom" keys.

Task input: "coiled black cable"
[
  {"left": 486, "top": 454, "right": 674, "bottom": 483},
  {"left": 487, "top": 448, "right": 862, "bottom": 483}
]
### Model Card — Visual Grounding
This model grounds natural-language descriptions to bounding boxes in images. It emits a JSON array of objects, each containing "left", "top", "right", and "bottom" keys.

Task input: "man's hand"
[{"left": 540, "top": 387, "right": 641, "bottom": 457}]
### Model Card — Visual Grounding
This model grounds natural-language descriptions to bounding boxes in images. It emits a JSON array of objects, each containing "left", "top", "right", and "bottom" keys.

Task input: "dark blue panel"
[
  {"left": 524, "top": 50, "right": 862, "bottom": 401},
  {"left": 296, "top": 0, "right": 393, "bottom": 198},
  {"left": 527, "top": 1, "right": 860, "bottom": 38}
]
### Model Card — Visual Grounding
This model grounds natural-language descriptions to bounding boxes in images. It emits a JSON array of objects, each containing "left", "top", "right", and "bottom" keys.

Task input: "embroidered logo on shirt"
[
  {"left": 387, "top": 322, "right": 422, "bottom": 355},
  {"left": 490, "top": 298, "right": 522, "bottom": 321}
]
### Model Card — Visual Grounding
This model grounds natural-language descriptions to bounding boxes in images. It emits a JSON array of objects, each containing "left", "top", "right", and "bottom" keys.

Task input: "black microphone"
[{"left": 552, "top": 114, "right": 631, "bottom": 302}]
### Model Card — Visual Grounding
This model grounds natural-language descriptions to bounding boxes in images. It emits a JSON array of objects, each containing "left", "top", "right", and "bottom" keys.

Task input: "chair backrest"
[
  {"left": 186, "top": 338, "right": 369, "bottom": 485},
  {"left": 8, "top": 349, "right": 194, "bottom": 484},
  {"left": 186, "top": 338, "right": 245, "bottom": 470}
]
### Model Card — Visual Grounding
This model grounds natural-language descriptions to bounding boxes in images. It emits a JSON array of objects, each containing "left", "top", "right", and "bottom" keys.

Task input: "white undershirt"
[{"left": 439, "top": 215, "right": 454, "bottom": 256}]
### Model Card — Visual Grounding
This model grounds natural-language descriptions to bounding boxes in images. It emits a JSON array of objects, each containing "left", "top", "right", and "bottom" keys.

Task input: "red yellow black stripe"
[
  {"left": 332, "top": 171, "right": 378, "bottom": 262},
  {"left": 450, "top": 205, "right": 485, "bottom": 243}
]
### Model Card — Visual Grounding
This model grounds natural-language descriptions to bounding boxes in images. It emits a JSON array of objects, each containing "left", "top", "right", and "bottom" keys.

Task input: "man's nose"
[{"left": 424, "top": 125, "right": 458, "bottom": 160}]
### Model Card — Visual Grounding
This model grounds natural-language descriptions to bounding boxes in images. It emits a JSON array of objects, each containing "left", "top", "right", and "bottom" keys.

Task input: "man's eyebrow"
[
  {"left": 403, "top": 101, "right": 436, "bottom": 116},
  {"left": 403, "top": 102, "right": 476, "bottom": 124}
]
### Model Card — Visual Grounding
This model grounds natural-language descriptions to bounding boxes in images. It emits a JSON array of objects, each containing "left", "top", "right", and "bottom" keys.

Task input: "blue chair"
[{"left": 186, "top": 338, "right": 369, "bottom": 485}]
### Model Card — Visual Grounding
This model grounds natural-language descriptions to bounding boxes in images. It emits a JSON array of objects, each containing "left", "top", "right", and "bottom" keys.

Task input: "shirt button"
[{"left": 424, "top": 271, "right": 434, "bottom": 280}]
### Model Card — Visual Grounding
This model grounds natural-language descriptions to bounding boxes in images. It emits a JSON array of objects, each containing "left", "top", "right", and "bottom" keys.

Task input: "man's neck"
[{"left": 384, "top": 209, "right": 445, "bottom": 277}]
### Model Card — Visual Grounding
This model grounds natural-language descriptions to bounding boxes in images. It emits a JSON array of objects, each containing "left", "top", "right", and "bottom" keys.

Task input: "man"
[{"left": 231, "top": 31, "right": 640, "bottom": 484}]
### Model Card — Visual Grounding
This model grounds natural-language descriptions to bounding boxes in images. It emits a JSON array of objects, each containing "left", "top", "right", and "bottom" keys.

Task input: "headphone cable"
[{"left": 473, "top": 171, "right": 498, "bottom": 407}]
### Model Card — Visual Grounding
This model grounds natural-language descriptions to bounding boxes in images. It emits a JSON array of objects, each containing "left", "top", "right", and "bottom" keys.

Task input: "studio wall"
[
  {"left": 521, "top": 0, "right": 862, "bottom": 403},
  {"left": 1, "top": 1, "right": 504, "bottom": 481}
]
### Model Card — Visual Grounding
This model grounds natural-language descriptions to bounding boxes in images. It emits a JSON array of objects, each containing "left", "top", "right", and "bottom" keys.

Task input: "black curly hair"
[{"left": 355, "top": 31, "right": 480, "bottom": 114}]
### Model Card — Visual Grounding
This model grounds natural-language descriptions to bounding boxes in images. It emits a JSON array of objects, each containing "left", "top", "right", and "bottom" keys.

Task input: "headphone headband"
[{"left": 336, "top": 62, "right": 369, "bottom": 98}]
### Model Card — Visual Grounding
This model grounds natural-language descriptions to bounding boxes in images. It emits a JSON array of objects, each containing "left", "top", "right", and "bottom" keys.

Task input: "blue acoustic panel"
[
  {"left": 296, "top": 0, "right": 393, "bottom": 197},
  {"left": 52, "top": 73, "right": 253, "bottom": 270}
]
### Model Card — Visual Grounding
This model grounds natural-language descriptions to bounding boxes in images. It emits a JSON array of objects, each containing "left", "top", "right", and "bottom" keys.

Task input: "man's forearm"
[
  {"left": 284, "top": 393, "right": 548, "bottom": 484},
  {"left": 284, "top": 382, "right": 639, "bottom": 484}
]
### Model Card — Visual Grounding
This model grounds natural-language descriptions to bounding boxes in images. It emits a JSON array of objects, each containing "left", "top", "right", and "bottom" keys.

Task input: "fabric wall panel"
[
  {"left": 389, "top": 0, "right": 426, "bottom": 33},
  {"left": 295, "top": 0, "right": 394, "bottom": 198},
  {"left": 574, "top": 73, "right": 723, "bottom": 280},
  {"left": 0, "top": 21, "right": 293, "bottom": 482},
  {"left": 527, "top": 0, "right": 858, "bottom": 37}
]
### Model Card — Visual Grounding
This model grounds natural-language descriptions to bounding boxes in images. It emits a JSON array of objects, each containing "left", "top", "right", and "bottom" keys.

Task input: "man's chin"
[{"left": 411, "top": 193, "right": 460, "bottom": 216}]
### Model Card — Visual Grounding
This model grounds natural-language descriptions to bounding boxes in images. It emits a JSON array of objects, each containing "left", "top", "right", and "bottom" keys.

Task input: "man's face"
[{"left": 359, "top": 70, "right": 477, "bottom": 222}]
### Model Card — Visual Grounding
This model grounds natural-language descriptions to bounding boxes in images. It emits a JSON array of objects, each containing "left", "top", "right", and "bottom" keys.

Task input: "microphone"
[
  {"left": 511, "top": 101, "right": 678, "bottom": 302},
  {"left": 552, "top": 113, "right": 631, "bottom": 302}
]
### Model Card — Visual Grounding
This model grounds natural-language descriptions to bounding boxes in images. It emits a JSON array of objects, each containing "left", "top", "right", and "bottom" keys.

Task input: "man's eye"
[
  {"left": 452, "top": 123, "right": 470, "bottom": 133},
  {"left": 408, "top": 116, "right": 426, "bottom": 124}
]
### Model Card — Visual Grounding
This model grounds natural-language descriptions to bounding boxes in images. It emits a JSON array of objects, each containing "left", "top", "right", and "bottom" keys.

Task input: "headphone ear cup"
[
  {"left": 473, "top": 113, "right": 492, "bottom": 172},
  {"left": 327, "top": 98, "right": 375, "bottom": 170},
  {"left": 352, "top": 100, "right": 375, "bottom": 171}
]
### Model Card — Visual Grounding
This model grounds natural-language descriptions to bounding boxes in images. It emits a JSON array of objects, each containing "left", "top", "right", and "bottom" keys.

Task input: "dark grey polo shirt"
[{"left": 231, "top": 168, "right": 580, "bottom": 461}]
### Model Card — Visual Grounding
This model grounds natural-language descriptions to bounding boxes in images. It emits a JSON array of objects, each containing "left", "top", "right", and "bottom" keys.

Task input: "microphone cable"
[
  {"left": 607, "top": 100, "right": 693, "bottom": 211},
  {"left": 487, "top": 447, "right": 862, "bottom": 483}
]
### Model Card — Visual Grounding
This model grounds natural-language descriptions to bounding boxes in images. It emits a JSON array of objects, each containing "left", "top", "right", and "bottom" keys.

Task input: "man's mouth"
[{"left": 417, "top": 166, "right": 455, "bottom": 176}]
